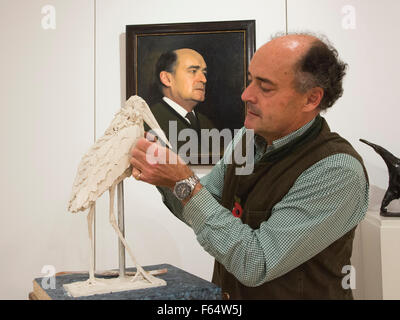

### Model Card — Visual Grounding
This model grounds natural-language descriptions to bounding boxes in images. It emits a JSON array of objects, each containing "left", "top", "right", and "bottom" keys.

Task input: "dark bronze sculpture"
[{"left": 360, "top": 139, "right": 400, "bottom": 217}]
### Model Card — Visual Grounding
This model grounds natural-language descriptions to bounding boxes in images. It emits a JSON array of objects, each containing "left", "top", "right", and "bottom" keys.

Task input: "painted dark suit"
[{"left": 144, "top": 99, "right": 215, "bottom": 158}]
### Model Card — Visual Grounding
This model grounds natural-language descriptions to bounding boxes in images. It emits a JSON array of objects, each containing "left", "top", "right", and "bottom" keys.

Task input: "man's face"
[
  {"left": 167, "top": 49, "right": 207, "bottom": 110},
  {"left": 241, "top": 38, "right": 312, "bottom": 143}
]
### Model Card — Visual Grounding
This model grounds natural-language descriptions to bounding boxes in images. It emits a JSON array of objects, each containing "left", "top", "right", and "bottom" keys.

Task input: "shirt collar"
[
  {"left": 162, "top": 97, "right": 195, "bottom": 123},
  {"left": 253, "top": 117, "right": 316, "bottom": 155}
]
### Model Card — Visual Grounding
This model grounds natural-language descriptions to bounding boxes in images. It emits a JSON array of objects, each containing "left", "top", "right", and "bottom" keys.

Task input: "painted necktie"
[{"left": 185, "top": 112, "right": 199, "bottom": 133}]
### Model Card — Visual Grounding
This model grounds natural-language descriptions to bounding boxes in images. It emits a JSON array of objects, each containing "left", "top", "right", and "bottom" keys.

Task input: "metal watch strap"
[
  {"left": 173, "top": 174, "right": 200, "bottom": 200},
  {"left": 186, "top": 175, "right": 200, "bottom": 189}
]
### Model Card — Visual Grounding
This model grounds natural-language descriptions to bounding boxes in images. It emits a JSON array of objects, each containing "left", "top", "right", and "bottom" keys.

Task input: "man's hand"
[{"left": 129, "top": 134, "right": 193, "bottom": 190}]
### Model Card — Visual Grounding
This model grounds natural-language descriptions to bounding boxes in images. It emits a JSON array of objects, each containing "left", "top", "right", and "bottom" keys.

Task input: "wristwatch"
[{"left": 173, "top": 174, "right": 200, "bottom": 201}]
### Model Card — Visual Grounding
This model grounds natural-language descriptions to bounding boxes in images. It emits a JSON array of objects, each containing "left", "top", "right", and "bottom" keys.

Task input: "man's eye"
[
  {"left": 261, "top": 87, "right": 272, "bottom": 93},
  {"left": 260, "top": 82, "right": 273, "bottom": 92}
]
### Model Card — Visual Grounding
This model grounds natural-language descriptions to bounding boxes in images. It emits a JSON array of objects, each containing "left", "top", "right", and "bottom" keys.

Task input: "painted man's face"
[{"left": 166, "top": 49, "right": 207, "bottom": 111}]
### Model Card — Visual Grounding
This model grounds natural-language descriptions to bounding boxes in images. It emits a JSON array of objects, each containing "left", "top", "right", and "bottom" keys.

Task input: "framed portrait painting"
[{"left": 126, "top": 20, "right": 255, "bottom": 164}]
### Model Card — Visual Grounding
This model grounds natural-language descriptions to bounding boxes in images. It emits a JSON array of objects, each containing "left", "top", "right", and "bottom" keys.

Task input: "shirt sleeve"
[{"left": 182, "top": 153, "right": 369, "bottom": 287}]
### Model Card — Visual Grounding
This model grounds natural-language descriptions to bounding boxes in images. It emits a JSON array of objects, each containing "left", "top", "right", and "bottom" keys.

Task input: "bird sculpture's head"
[
  {"left": 122, "top": 101, "right": 143, "bottom": 125},
  {"left": 104, "top": 96, "right": 170, "bottom": 147},
  {"left": 104, "top": 96, "right": 148, "bottom": 135},
  {"left": 125, "top": 95, "right": 171, "bottom": 147}
]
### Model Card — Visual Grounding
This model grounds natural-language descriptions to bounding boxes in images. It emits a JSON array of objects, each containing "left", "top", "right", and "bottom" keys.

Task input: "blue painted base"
[{"left": 33, "top": 263, "right": 221, "bottom": 300}]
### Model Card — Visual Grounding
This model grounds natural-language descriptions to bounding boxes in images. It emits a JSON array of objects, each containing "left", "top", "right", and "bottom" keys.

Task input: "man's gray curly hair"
[{"left": 272, "top": 31, "right": 348, "bottom": 110}]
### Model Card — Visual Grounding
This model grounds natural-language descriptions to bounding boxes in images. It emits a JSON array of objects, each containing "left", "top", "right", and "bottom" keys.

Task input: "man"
[
  {"left": 130, "top": 33, "right": 369, "bottom": 299},
  {"left": 147, "top": 48, "right": 215, "bottom": 156}
]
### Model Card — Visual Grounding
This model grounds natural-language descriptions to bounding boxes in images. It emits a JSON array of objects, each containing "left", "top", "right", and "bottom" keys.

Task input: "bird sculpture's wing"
[{"left": 68, "top": 95, "right": 170, "bottom": 213}]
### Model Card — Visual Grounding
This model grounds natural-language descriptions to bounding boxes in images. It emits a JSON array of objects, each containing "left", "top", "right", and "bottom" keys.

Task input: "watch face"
[{"left": 175, "top": 182, "right": 191, "bottom": 199}]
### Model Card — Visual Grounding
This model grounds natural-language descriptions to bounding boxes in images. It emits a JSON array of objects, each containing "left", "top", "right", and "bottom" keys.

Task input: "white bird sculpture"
[{"left": 67, "top": 95, "right": 170, "bottom": 294}]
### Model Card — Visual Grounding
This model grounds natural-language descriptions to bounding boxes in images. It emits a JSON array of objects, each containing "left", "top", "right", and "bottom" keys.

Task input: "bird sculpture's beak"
[{"left": 360, "top": 139, "right": 377, "bottom": 149}]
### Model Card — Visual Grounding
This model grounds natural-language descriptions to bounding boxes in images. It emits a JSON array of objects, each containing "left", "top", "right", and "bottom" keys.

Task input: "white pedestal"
[{"left": 358, "top": 210, "right": 400, "bottom": 299}]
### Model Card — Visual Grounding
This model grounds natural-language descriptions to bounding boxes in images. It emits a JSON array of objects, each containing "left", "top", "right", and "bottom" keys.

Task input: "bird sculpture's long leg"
[
  {"left": 108, "top": 182, "right": 156, "bottom": 284},
  {"left": 87, "top": 203, "right": 96, "bottom": 284}
]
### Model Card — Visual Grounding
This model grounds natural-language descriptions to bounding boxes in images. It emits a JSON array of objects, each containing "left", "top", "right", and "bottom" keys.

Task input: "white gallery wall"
[
  {"left": 0, "top": 0, "right": 399, "bottom": 299},
  {"left": 0, "top": 0, "right": 94, "bottom": 299}
]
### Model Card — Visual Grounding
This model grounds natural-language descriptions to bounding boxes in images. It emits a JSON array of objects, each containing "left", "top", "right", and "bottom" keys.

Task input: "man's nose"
[
  {"left": 241, "top": 83, "right": 256, "bottom": 103},
  {"left": 198, "top": 71, "right": 207, "bottom": 83}
]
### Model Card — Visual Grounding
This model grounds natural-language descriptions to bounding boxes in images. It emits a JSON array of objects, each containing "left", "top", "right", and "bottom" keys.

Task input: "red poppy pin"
[{"left": 232, "top": 196, "right": 243, "bottom": 218}]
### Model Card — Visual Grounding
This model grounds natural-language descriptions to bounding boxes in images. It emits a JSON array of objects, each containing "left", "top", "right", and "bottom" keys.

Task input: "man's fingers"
[
  {"left": 136, "top": 137, "right": 150, "bottom": 151},
  {"left": 130, "top": 138, "right": 153, "bottom": 161},
  {"left": 130, "top": 156, "right": 146, "bottom": 182},
  {"left": 130, "top": 145, "right": 144, "bottom": 161},
  {"left": 131, "top": 166, "right": 143, "bottom": 181},
  {"left": 130, "top": 154, "right": 139, "bottom": 167}
]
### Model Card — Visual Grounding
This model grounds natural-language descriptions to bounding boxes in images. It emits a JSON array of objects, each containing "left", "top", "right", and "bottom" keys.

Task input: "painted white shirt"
[{"left": 162, "top": 97, "right": 196, "bottom": 124}]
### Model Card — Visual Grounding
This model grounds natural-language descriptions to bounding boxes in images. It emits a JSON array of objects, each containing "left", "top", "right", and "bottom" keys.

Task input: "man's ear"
[
  {"left": 159, "top": 71, "right": 172, "bottom": 87},
  {"left": 303, "top": 87, "right": 324, "bottom": 112}
]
